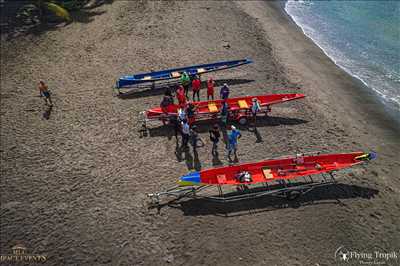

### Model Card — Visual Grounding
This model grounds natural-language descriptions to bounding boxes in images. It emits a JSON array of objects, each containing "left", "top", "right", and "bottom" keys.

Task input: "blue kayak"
[{"left": 116, "top": 58, "right": 253, "bottom": 89}]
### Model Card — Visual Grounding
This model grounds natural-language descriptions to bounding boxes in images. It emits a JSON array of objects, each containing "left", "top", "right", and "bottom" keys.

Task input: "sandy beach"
[{"left": 1, "top": 1, "right": 399, "bottom": 265}]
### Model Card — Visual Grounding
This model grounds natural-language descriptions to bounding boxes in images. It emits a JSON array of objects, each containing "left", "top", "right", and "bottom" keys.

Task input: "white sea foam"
[{"left": 284, "top": 0, "right": 400, "bottom": 114}]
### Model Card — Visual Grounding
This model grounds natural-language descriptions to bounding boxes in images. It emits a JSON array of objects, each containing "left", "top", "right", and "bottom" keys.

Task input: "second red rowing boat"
[{"left": 142, "top": 93, "right": 305, "bottom": 126}]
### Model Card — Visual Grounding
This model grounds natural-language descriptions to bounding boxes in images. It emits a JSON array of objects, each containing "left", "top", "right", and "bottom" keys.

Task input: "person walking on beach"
[
  {"left": 207, "top": 77, "right": 215, "bottom": 100},
  {"left": 209, "top": 124, "right": 221, "bottom": 155},
  {"left": 181, "top": 119, "right": 190, "bottom": 148},
  {"left": 251, "top": 97, "right": 261, "bottom": 128},
  {"left": 227, "top": 125, "right": 241, "bottom": 160},
  {"left": 176, "top": 85, "right": 186, "bottom": 107},
  {"left": 220, "top": 83, "right": 230, "bottom": 100},
  {"left": 180, "top": 71, "right": 191, "bottom": 98},
  {"left": 192, "top": 75, "right": 201, "bottom": 101},
  {"left": 38, "top": 81, "right": 53, "bottom": 106}
]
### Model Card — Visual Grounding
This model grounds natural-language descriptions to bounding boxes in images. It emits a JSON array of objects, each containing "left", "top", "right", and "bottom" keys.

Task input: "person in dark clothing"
[
  {"left": 209, "top": 124, "right": 221, "bottom": 155},
  {"left": 165, "top": 87, "right": 174, "bottom": 97},
  {"left": 170, "top": 115, "right": 180, "bottom": 141},
  {"left": 190, "top": 125, "right": 200, "bottom": 153},
  {"left": 160, "top": 95, "right": 174, "bottom": 114},
  {"left": 220, "top": 100, "right": 229, "bottom": 125},
  {"left": 220, "top": 83, "right": 230, "bottom": 100},
  {"left": 186, "top": 102, "right": 197, "bottom": 125}
]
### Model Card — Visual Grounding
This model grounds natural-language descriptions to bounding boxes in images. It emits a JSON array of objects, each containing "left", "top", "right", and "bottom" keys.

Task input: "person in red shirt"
[
  {"left": 176, "top": 85, "right": 186, "bottom": 107},
  {"left": 191, "top": 75, "right": 201, "bottom": 101},
  {"left": 207, "top": 77, "right": 215, "bottom": 100}
]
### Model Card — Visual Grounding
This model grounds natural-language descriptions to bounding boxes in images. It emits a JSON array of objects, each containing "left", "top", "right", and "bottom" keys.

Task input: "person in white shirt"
[{"left": 181, "top": 119, "right": 190, "bottom": 147}]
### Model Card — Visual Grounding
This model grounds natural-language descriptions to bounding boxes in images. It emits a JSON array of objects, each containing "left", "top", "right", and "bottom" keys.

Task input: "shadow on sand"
[
  {"left": 117, "top": 78, "right": 255, "bottom": 99},
  {"left": 146, "top": 115, "right": 308, "bottom": 138},
  {"left": 175, "top": 142, "right": 203, "bottom": 171},
  {"left": 42, "top": 105, "right": 53, "bottom": 120},
  {"left": 162, "top": 184, "right": 379, "bottom": 217}
]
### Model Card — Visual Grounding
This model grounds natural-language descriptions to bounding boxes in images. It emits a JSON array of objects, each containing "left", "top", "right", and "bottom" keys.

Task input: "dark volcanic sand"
[{"left": 1, "top": 1, "right": 399, "bottom": 265}]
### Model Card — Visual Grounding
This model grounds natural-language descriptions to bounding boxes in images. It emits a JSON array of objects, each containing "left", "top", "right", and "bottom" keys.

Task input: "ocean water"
[{"left": 285, "top": 0, "right": 400, "bottom": 116}]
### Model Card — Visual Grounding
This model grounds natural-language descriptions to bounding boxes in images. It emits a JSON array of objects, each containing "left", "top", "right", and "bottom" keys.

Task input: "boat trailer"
[{"left": 147, "top": 171, "right": 342, "bottom": 207}]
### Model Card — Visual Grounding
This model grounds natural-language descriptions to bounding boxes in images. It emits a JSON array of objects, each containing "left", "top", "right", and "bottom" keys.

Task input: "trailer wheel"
[
  {"left": 287, "top": 190, "right": 302, "bottom": 200},
  {"left": 238, "top": 116, "right": 248, "bottom": 125}
]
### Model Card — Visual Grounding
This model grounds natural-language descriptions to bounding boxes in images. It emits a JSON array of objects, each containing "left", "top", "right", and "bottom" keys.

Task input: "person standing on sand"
[
  {"left": 207, "top": 77, "right": 215, "bottom": 100},
  {"left": 251, "top": 97, "right": 261, "bottom": 128},
  {"left": 180, "top": 71, "right": 191, "bottom": 98},
  {"left": 186, "top": 102, "right": 197, "bottom": 125},
  {"left": 192, "top": 75, "right": 201, "bottom": 101},
  {"left": 38, "top": 81, "right": 53, "bottom": 106},
  {"left": 160, "top": 92, "right": 174, "bottom": 114},
  {"left": 209, "top": 124, "right": 220, "bottom": 155},
  {"left": 220, "top": 83, "right": 230, "bottom": 100},
  {"left": 220, "top": 100, "right": 229, "bottom": 125},
  {"left": 170, "top": 115, "right": 180, "bottom": 141},
  {"left": 227, "top": 125, "right": 241, "bottom": 160},
  {"left": 176, "top": 85, "right": 186, "bottom": 107},
  {"left": 190, "top": 125, "right": 200, "bottom": 154},
  {"left": 181, "top": 119, "right": 190, "bottom": 148}
]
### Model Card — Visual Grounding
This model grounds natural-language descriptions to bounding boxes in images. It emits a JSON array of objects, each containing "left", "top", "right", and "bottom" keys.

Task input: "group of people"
[
  {"left": 159, "top": 72, "right": 264, "bottom": 161},
  {"left": 161, "top": 83, "right": 242, "bottom": 160},
  {"left": 175, "top": 118, "right": 242, "bottom": 161},
  {"left": 177, "top": 73, "right": 231, "bottom": 105},
  {"left": 179, "top": 72, "right": 225, "bottom": 102}
]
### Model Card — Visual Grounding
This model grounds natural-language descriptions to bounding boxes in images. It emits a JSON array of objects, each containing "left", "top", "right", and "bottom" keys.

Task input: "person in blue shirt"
[{"left": 227, "top": 125, "right": 241, "bottom": 160}]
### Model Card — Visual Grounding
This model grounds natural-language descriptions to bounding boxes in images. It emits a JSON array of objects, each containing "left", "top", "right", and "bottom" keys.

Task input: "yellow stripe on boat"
[
  {"left": 197, "top": 68, "right": 206, "bottom": 74},
  {"left": 238, "top": 100, "right": 249, "bottom": 109},
  {"left": 178, "top": 180, "right": 198, "bottom": 186},
  {"left": 355, "top": 154, "right": 369, "bottom": 160},
  {"left": 262, "top": 168, "right": 274, "bottom": 179},
  {"left": 143, "top": 76, "right": 152, "bottom": 80},
  {"left": 208, "top": 102, "right": 218, "bottom": 112}
]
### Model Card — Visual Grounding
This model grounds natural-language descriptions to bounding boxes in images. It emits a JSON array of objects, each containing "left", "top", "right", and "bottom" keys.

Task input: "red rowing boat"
[
  {"left": 146, "top": 93, "right": 305, "bottom": 119},
  {"left": 179, "top": 152, "right": 376, "bottom": 186}
]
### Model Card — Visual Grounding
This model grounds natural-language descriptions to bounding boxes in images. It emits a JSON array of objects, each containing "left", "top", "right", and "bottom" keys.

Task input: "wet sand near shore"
[{"left": 1, "top": 1, "right": 399, "bottom": 265}]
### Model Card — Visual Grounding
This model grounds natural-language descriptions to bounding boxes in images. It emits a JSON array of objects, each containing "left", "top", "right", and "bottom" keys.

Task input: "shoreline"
[
  {"left": 282, "top": 0, "right": 400, "bottom": 125},
  {"left": 238, "top": 1, "right": 400, "bottom": 138}
]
